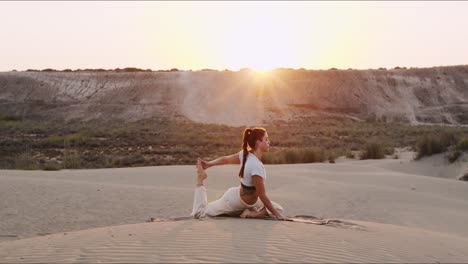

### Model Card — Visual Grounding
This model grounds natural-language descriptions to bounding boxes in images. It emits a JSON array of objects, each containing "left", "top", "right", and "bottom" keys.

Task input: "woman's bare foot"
[
  {"left": 240, "top": 208, "right": 269, "bottom": 218},
  {"left": 240, "top": 209, "right": 252, "bottom": 218},
  {"left": 196, "top": 159, "right": 208, "bottom": 186}
]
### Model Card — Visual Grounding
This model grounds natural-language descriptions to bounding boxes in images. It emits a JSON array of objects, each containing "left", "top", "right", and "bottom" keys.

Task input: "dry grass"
[
  {"left": 416, "top": 132, "right": 458, "bottom": 160},
  {"left": 1, "top": 115, "right": 468, "bottom": 169},
  {"left": 360, "top": 142, "right": 386, "bottom": 160}
]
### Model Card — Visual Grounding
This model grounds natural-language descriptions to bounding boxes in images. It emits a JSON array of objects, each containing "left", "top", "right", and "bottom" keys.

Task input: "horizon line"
[{"left": 3, "top": 64, "right": 468, "bottom": 73}]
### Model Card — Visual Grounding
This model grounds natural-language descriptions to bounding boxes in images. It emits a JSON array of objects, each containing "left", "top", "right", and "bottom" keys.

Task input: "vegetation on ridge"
[{"left": 1, "top": 114, "right": 468, "bottom": 170}]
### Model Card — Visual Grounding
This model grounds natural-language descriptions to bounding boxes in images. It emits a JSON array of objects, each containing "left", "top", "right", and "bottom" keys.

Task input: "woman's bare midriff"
[{"left": 240, "top": 185, "right": 258, "bottom": 205}]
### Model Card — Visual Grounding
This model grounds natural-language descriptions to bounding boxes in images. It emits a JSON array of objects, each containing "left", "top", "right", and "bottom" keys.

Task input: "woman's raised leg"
[{"left": 191, "top": 160, "right": 208, "bottom": 218}]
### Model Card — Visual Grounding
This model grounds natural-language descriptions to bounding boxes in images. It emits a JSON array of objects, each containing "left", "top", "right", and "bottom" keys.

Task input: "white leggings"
[{"left": 191, "top": 185, "right": 283, "bottom": 219}]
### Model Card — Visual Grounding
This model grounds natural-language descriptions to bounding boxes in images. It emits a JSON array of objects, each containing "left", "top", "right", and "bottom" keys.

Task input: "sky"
[{"left": 1, "top": 1, "right": 468, "bottom": 72}]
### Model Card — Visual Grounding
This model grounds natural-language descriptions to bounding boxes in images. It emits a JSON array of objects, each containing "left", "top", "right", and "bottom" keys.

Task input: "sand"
[{"left": 1, "top": 153, "right": 468, "bottom": 262}]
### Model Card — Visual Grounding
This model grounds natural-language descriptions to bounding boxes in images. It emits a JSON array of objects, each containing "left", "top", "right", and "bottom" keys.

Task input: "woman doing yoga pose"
[{"left": 191, "top": 127, "right": 289, "bottom": 221}]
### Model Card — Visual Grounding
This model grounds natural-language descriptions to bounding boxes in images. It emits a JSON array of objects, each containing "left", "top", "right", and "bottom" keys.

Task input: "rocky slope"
[{"left": 1, "top": 66, "right": 467, "bottom": 126}]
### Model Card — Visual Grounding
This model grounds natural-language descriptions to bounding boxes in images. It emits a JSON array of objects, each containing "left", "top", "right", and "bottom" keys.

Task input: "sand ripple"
[{"left": 1, "top": 218, "right": 467, "bottom": 263}]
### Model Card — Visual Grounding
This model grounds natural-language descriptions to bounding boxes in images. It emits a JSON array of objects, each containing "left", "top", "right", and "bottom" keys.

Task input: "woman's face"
[{"left": 257, "top": 132, "right": 270, "bottom": 152}]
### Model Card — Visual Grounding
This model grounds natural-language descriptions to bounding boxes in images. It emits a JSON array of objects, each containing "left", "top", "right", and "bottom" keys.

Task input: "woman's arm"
[
  {"left": 252, "top": 176, "right": 289, "bottom": 221},
  {"left": 200, "top": 152, "right": 240, "bottom": 169}
]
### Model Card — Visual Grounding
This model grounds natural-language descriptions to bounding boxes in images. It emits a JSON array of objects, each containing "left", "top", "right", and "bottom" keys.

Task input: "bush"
[
  {"left": 63, "top": 151, "right": 81, "bottom": 169},
  {"left": 0, "top": 114, "right": 22, "bottom": 121},
  {"left": 284, "top": 149, "right": 300, "bottom": 163},
  {"left": 459, "top": 173, "right": 468, "bottom": 181},
  {"left": 416, "top": 132, "right": 458, "bottom": 159},
  {"left": 48, "top": 134, "right": 87, "bottom": 145},
  {"left": 384, "top": 147, "right": 395, "bottom": 156},
  {"left": 345, "top": 151, "right": 355, "bottom": 159},
  {"left": 300, "top": 148, "right": 324, "bottom": 163},
  {"left": 456, "top": 138, "right": 468, "bottom": 152},
  {"left": 262, "top": 147, "right": 326, "bottom": 164},
  {"left": 448, "top": 150, "right": 462, "bottom": 163},
  {"left": 360, "top": 142, "right": 385, "bottom": 159},
  {"left": 114, "top": 154, "right": 145, "bottom": 167},
  {"left": 42, "top": 162, "right": 61, "bottom": 171},
  {"left": 15, "top": 152, "right": 38, "bottom": 170},
  {"left": 416, "top": 136, "right": 445, "bottom": 159},
  {"left": 261, "top": 153, "right": 277, "bottom": 164},
  {"left": 448, "top": 138, "right": 468, "bottom": 163}
]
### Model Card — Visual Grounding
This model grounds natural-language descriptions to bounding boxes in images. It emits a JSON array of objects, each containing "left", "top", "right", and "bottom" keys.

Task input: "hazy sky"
[{"left": 1, "top": 1, "right": 468, "bottom": 71}]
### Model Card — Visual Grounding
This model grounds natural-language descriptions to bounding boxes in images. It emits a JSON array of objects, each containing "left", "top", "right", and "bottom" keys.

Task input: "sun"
[{"left": 253, "top": 69, "right": 271, "bottom": 76}]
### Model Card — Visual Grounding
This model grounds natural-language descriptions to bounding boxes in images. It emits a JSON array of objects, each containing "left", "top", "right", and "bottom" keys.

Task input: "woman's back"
[{"left": 238, "top": 150, "right": 267, "bottom": 187}]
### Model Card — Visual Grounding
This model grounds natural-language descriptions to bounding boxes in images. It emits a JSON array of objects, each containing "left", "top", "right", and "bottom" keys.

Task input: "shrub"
[
  {"left": 448, "top": 138, "right": 468, "bottom": 163},
  {"left": 284, "top": 149, "right": 300, "bottom": 163},
  {"left": 361, "top": 142, "right": 385, "bottom": 159},
  {"left": 42, "top": 162, "right": 61, "bottom": 171},
  {"left": 262, "top": 147, "right": 326, "bottom": 164},
  {"left": 384, "top": 147, "right": 395, "bottom": 156},
  {"left": 448, "top": 150, "right": 462, "bottom": 163},
  {"left": 459, "top": 173, "right": 468, "bottom": 181},
  {"left": 0, "top": 114, "right": 22, "bottom": 121},
  {"left": 301, "top": 148, "right": 325, "bottom": 163},
  {"left": 262, "top": 153, "right": 277, "bottom": 164},
  {"left": 416, "top": 132, "right": 458, "bottom": 159},
  {"left": 114, "top": 154, "right": 145, "bottom": 167},
  {"left": 63, "top": 150, "right": 81, "bottom": 169},
  {"left": 345, "top": 151, "right": 355, "bottom": 159},
  {"left": 48, "top": 134, "right": 87, "bottom": 145},
  {"left": 417, "top": 136, "right": 443, "bottom": 158},
  {"left": 456, "top": 138, "right": 468, "bottom": 152},
  {"left": 15, "top": 152, "right": 38, "bottom": 170}
]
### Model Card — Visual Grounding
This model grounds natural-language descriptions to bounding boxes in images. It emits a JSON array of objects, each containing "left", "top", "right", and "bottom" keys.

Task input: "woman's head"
[
  {"left": 239, "top": 127, "right": 269, "bottom": 178},
  {"left": 241, "top": 127, "right": 269, "bottom": 152}
]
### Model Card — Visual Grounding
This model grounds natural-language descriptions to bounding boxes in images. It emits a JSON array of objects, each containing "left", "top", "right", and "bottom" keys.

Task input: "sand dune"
[
  {"left": 1, "top": 218, "right": 468, "bottom": 263},
  {"left": 1, "top": 154, "right": 468, "bottom": 262}
]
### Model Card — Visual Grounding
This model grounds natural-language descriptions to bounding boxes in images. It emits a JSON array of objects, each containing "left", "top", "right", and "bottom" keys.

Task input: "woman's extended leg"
[
  {"left": 191, "top": 160, "right": 237, "bottom": 218},
  {"left": 191, "top": 160, "right": 208, "bottom": 218}
]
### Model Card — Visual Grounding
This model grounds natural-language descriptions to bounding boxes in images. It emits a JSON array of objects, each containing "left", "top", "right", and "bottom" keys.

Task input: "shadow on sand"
[{"left": 147, "top": 215, "right": 367, "bottom": 231}]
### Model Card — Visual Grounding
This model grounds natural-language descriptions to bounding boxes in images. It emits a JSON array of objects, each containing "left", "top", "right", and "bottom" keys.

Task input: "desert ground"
[
  {"left": 1, "top": 67, "right": 468, "bottom": 262},
  {"left": 1, "top": 150, "right": 468, "bottom": 263},
  {"left": 2, "top": 67, "right": 468, "bottom": 170}
]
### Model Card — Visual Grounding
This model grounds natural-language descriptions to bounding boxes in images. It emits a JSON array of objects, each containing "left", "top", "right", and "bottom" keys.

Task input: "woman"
[{"left": 191, "top": 127, "right": 289, "bottom": 221}]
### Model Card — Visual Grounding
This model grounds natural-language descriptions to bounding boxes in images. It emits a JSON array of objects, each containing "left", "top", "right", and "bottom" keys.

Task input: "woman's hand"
[
  {"left": 275, "top": 212, "right": 291, "bottom": 221},
  {"left": 198, "top": 158, "right": 211, "bottom": 170}
]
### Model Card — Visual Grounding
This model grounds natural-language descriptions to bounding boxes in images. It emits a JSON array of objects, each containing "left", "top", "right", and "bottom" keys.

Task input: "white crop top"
[{"left": 238, "top": 150, "right": 267, "bottom": 187}]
